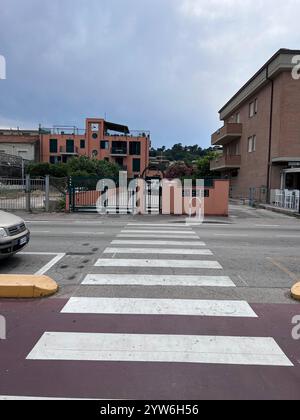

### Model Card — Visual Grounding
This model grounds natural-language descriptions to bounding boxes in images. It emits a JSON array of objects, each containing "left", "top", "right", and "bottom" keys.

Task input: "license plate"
[{"left": 19, "top": 237, "right": 27, "bottom": 246}]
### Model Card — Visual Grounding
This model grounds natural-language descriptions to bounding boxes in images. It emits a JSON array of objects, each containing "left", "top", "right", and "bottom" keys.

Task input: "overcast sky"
[{"left": 0, "top": 0, "right": 300, "bottom": 148}]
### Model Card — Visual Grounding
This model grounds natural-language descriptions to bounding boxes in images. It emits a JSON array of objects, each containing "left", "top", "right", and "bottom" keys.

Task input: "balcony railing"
[
  {"left": 110, "top": 147, "right": 128, "bottom": 156},
  {"left": 210, "top": 155, "right": 241, "bottom": 171},
  {"left": 59, "top": 146, "right": 79, "bottom": 155},
  {"left": 211, "top": 123, "right": 243, "bottom": 146}
]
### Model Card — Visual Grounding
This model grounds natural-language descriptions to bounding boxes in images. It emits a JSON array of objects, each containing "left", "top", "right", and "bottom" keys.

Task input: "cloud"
[{"left": 0, "top": 0, "right": 300, "bottom": 147}]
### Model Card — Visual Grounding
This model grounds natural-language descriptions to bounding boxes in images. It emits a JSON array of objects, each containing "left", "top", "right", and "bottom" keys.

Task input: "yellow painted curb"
[
  {"left": 291, "top": 282, "right": 300, "bottom": 301},
  {"left": 0, "top": 275, "right": 58, "bottom": 298}
]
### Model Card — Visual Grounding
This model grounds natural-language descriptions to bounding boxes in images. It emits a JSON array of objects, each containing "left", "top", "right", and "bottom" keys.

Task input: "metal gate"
[
  {"left": 0, "top": 177, "right": 46, "bottom": 211},
  {"left": 145, "top": 178, "right": 161, "bottom": 214},
  {"left": 69, "top": 176, "right": 163, "bottom": 214},
  {"left": 69, "top": 176, "right": 137, "bottom": 214}
]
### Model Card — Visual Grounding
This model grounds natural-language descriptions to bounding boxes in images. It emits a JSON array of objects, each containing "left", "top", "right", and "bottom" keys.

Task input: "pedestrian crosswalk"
[
  {"left": 27, "top": 332, "right": 292, "bottom": 367},
  {"left": 95, "top": 258, "right": 222, "bottom": 269},
  {"left": 82, "top": 274, "right": 236, "bottom": 287},
  {"left": 104, "top": 247, "right": 213, "bottom": 255},
  {"left": 61, "top": 297, "right": 257, "bottom": 317},
  {"left": 25, "top": 221, "right": 293, "bottom": 397}
]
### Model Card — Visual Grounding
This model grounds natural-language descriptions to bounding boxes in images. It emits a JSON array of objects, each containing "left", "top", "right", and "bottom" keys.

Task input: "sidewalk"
[
  {"left": 9, "top": 211, "right": 232, "bottom": 225},
  {"left": 257, "top": 203, "right": 300, "bottom": 218}
]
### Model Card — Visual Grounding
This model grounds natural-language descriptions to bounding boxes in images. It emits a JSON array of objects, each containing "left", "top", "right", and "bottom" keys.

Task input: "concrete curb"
[
  {"left": 0, "top": 275, "right": 58, "bottom": 298},
  {"left": 291, "top": 282, "right": 300, "bottom": 301}
]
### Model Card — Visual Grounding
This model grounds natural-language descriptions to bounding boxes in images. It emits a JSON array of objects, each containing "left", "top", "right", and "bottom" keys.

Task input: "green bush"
[{"left": 26, "top": 156, "right": 120, "bottom": 179}]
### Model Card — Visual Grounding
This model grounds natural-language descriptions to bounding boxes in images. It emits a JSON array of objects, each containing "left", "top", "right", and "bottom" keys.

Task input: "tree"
[
  {"left": 165, "top": 162, "right": 193, "bottom": 179},
  {"left": 194, "top": 151, "right": 220, "bottom": 178}
]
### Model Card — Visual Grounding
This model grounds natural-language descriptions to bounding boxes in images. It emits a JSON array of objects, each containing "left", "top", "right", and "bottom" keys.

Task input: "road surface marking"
[
  {"left": 112, "top": 240, "right": 206, "bottom": 246},
  {"left": 121, "top": 230, "right": 195, "bottom": 235},
  {"left": 20, "top": 252, "right": 66, "bottom": 276},
  {"left": 118, "top": 234, "right": 200, "bottom": 239},
  {"left": 75, "top": 232, "right": 105, "bottom": 235},
  {"left": 25, "top": 221, "right": 103, "bottom": 225},
  {"left": 95, "top": 259, "right": 222, "bottom": 269},
  {"left": 61, "top": 297, "right": 257, "bottom": 318},
  {"left": 214, "top": 234, "right": 249, "bottom": 237},
  {"left": 30, "top": 231, "right": 51, "bottom": 234},
  {"left": 255, "top": 225, "right": 281, "bottom": 228},
  {"left": 27, "top": 332, "right": 293, "bottom": 366},
  {"left": 0, "top": 396, "right": 105, "bottom": 400},
  {"left": 127, "top": 223, "right": 192, "bottom": 227},
  {"left": 82, "top": 274, "right": 236, "bottom": 287},
  {"left": 276, "top": 235, "right": 300, "bottom": 239},
  {"left": 268, "top": 258, "right": 298, "bottom": 281},
  {"left": 104, "top": 248, "right": 213, "bottom": 256}
]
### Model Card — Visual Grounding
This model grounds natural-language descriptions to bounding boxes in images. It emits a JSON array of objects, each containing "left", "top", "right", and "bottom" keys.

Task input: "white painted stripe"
[
  {"left": 214, "top": 234, "right": 249, "bottom": 237},
  {"left": 112, "top": 240, "right": 206, "bottom": 246},
  {"left": 127, "top": 223, "right": 191, "bottom": 227},
  {"left": 82, "top": 274, "right": 235, "bottom": 287},
  {"left": 62, "top": 297, "right": 256, "bottom": 318},
  {"left": 31, "top": 231, "right": 51, "bottom": 234},
  {"left": 255, "top": 225, "right": 280, "bottom": 228},
  {"left": 0, "top": 396, "right": 103, "bottom": 401},
  {"left": 20, "top": 252, "right": 66, "bottom": 276},
  {"left": 34, "top": 253, "right": 66, "bottom": 276},
  {"left": 122, "top": 230, "right": 195, "bottom": 235},
  {"left": 118, "top": 234, "right": 200, "bottom": 239},
  {"left": 104, "top": 248, "right": 213, "bottom": 256},
  {"left": 27, "top": 332, "right": 293, "bottom": 366},
  {"left": 276, "top": 235, "right": 300, "bottom": 239},
  {"left": 75, "top": 232, "right": 105, "bottom": 235},
  {"left": 95, "top": 259, "right": 222, "bottom": 269}
]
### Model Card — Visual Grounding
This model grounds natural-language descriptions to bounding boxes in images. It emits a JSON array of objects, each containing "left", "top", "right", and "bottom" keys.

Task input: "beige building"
[
  {"left": 210, "top": 49, "right": 300, "bottom": 203},
  {"left": 0, "top": 129, "right": 40, "bottom": 161}
]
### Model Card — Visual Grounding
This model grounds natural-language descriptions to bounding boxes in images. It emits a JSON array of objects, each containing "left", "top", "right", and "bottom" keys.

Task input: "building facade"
[
  {"left": 40, "top": 118, "right": 150, "bottom": 178},
  {"left": 210, "top": 49, "right": 300, "bottom": 202},
  {"left": 0, "top": 129, "right": 40, "bottom": 161}
]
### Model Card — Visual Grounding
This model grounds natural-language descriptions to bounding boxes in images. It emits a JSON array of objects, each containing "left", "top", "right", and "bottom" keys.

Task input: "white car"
[{"left": 0, "top": 211, "right": 30, "bottom": 258}]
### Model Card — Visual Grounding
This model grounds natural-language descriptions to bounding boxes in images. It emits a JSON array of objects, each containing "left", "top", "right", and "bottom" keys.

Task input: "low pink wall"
[{"left": 66, "top": 180, "right": 229, "bottom": 216}]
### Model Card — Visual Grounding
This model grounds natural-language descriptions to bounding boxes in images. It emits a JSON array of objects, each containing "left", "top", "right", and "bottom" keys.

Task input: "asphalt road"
[{"left": 0, "top": 205, "right": 300, "bottom": 400}]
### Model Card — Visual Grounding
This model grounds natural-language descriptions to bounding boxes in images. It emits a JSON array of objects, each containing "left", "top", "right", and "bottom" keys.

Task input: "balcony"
[
  {"left": 212, "top": 123, "right": 243, "bottom": 146},
  {"left": 210, "top": 155, "right": 241, "bottom": 171},
  {"left": 59, "top": 146, "right": 79, "bottom": 155},
  {"left": 110, "top": 141, "right": 128, "bottom": 157}
]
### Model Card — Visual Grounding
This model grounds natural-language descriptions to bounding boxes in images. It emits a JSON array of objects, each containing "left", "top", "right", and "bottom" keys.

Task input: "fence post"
[
  {"left": 45, "top": 175, "right": 50, "bottom": 212},
  {"left": 25, "top": 174, "right": 31, "bottom": 212}
]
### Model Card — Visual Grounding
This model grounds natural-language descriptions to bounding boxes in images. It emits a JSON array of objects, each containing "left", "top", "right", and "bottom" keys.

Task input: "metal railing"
[
  {"left": 0, "top": 176, "right": 67, "bottom": 212},
  {"left": 271, "top": 189, "right": 300, "bottom": 211},
  {"left": 111, "top": 147, "right": 128, "bottom": 155}
]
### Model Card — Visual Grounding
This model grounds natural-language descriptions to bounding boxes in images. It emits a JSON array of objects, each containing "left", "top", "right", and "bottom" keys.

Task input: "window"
[
  {"left": 49, "top": 139, "right": 58, "bottom": 153},
  {"left": 249, "top": 99, "right": 258, "bottom": 117},
  {"left": 132, "top": 158, "right": 141, "bottom": 173},
  {"left": 66, "top": 139, "right": 74, "bottom": 153},
  {"left": 235, "top": 112, "right": 241, "bottom": 123},
  {"left": 100, "top": 141, "right": 109, "bottom": 150},
  {"left": 248, "top": 135, "right": 256, "bottom": 153},
  {"left": 129, "top": 142, "right": 141, "bottom": 156},
  {"left": 252, "top": 135, "right": 256, "bottom": 151},
  {"left": 49, "top": 156, "right": 56, "bottom": 164},
  {"left": 249, "top": 103, "right": 253, "bottom": 117},
  {"left": 254, "top": 98, "right": 258, "bottom": 114},
  {"left": 80, "top": 139, "right": 85, "bottom": 149}
]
